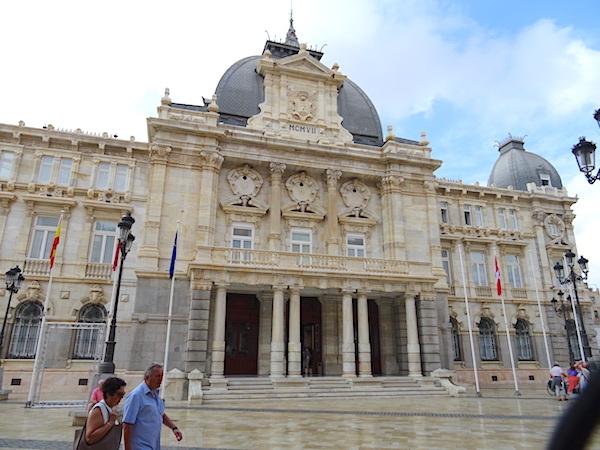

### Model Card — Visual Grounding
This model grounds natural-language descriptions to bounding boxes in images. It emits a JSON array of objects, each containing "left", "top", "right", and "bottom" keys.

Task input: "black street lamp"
[
  {"left": 553, "top": 250, "right": 591, "bottom": 360},
  {"left": 551, "top": 290, "right": 576, "bottom": 364},
  {"left": 571, "top": 109, "right": 600, "bottom": 184},
  {"left": 99, "top": 213, "right": 135, "bottom": 374},
  {"left": 0, "top": 266, "right": 24, "bottom": 394}
]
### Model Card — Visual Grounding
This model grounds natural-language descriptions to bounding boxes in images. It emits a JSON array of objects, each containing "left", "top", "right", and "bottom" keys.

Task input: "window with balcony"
[
  {"left": 95, "top": 162, "right": 129, "bottom": 192},
  {"left": 8, "top": 301, "right": 43, "bottom": 358},
  {"left": 347, "top": 233, "right": 365, "bottom": 257},
  {"left": 515, "top": 319, "right": 534, "bottom": 361},
  {"left": 464, "top": 205, "right": 484, "bottom": 226},
  {"left": 0, "top": 151, "right": 14, "bottom": 179},
  {"left": 231, "top": 223, "right": 254, "bottom": 262},
  {"left": 441, "top": 249, "right": 452, "bottom": 285},
  {"left": 37, "top": 156, "right": 72, "bottom": 186},
  {"left": 478, "top": 317, "right": 498, "bottom": 361},
  {"left": 292, "top": 227, "right": 312, "bottom": 264},
  {"left": 28, "top": 216, "right": 60, "bottom": 260},
  {"left": 450, "top": 317, "right": 462, "bottom": 361},
  {"left": 470, "top": 252, "right": 488, "bottom": 286},
  {"left": 505, "top": 254, "right": 523, "bottom": 288},
  {"left": 440, "top": 202, "right": 449, "bottom": 224},
  {"left": 90, "top": 221, "right": 117, "bottom": 264},
  {"left": 72, "top": 303, "right": 107, "bottom": 359}
]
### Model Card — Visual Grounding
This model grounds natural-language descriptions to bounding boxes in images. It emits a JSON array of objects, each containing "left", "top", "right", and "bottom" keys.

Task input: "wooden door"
[{"left": 224, "top": 294, "right": 259, "bottom": 376}]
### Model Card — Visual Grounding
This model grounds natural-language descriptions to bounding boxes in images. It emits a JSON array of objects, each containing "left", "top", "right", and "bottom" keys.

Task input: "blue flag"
[{"left": 169, "top": 230, "right": 178, "bottom": 279}]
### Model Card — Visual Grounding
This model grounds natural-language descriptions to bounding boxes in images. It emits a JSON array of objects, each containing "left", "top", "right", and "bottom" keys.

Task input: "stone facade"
[{"left": 0, "top": 31, "right": 597, "bottom": 399}]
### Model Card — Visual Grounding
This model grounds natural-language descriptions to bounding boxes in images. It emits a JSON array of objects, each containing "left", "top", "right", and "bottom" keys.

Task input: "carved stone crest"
[
  {"left": 285, "top": 172, "right": 319, "bottom": 212},
  {"left": 288, "top": 89, "right": 317, "bottom": 122},
  {"left": 227, "top": 165, "right": 264, "bottom": 206},
  {"left": 340, "top": 179, "right": 371, "bottom": 216}
]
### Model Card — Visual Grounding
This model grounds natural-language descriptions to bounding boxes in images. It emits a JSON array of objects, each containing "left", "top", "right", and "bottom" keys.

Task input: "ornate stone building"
[{"left": 0, "top": 22, "right": 596, "bottom": 400}]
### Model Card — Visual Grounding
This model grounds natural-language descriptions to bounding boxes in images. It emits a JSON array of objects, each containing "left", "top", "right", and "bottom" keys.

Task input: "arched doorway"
[{"left": 224, "top": 294, "right": 259, "bottom": 376}]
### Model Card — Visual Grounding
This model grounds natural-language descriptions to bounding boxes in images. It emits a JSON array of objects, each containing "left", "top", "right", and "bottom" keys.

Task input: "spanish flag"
[{"left": 49, "top": 214, "right": 63, "bottom": 269}]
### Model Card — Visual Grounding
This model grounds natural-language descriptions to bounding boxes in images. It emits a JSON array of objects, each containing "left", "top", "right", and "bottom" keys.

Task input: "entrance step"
[{"left": 201, "top": 376, "right": 449, "bottom": 403}]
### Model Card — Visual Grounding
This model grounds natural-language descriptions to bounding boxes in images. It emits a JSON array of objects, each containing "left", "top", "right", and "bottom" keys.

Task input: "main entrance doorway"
[
  {"left": 224, "top": 294, "right": 259, "bottom": 376},
  {"left": 301, "top": 297, "right": 322, "bottom": 376}
]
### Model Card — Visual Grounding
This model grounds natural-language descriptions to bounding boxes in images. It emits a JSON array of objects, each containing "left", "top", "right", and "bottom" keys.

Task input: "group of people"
[
  {"left": 550, "top": 361, "right": 591, "bottom": 401},
  {"left": 78, "top": 363, "right": 183, "bottom": 449}
]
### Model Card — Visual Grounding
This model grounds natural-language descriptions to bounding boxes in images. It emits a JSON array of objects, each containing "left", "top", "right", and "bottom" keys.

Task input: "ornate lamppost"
[
  {"left": 571, "top": 109, "right": 600, "bottom": 184},
  {"left": 553, "top": 250, "right": 591, "bottom": 360},
  {"left": 551, "top": 290, "right": 576, "bottom": 364},
  {"left": 99, "top": 213, "right": 135, "bottom": 374},
  {"left": 0, "top": 266, "right": 25, "bottom": 396}
]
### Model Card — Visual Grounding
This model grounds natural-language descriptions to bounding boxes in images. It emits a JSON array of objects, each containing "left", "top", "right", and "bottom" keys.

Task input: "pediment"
[{"left": 278, "top": 54, "right": 334, "bottom": 76}]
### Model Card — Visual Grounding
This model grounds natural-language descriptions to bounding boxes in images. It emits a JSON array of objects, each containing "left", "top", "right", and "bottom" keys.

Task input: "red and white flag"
[
  {"left": 112, "top": 239, "right": 120, "bottom": 271},
  {"left": 495, "top": 257, "right": 502, "bottom": 296}
]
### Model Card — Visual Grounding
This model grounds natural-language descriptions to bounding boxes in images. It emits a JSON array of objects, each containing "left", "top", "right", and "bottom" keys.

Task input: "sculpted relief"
[
  {"left": 288, "top": 88, "right": 317, "bottom": 122},
  {"left": 227, "top": 164, "right": 264, "bottom": 207},
  {"left": 285, "top": 172, "right": 319, "bottom": 212}
]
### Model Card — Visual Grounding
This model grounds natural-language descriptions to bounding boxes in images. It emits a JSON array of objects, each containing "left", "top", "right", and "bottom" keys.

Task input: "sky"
[{"left": 2, "top": 0, "right": 600, "bottom": 290}]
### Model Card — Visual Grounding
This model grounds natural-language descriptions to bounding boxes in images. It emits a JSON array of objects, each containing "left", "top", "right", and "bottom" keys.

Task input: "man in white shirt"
[{"left": 550, "top": 362, "right": 567, "bottom": 401}]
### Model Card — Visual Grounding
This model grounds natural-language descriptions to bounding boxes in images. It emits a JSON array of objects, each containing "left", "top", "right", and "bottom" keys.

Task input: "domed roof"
[
  {"left": 214, "top": 24, "right": 383, "bottom": 146},
  {"left": 487, "top": 137, "right": 563, "bottom": 191}
]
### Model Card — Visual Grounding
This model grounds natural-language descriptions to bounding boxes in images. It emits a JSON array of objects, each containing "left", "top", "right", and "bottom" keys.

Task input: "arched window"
[
  {"left": 72, "top": 303, "right": 106, "bottom": 360},
  {"left": 8, "top": 301, "right": 43, "bottom": 358},
  {"left": 515, "top": 319, "right": 534, "bottom": 361},
  {"left": 478, "top": 317, "right": 498, "bottom": 361},
  {"left": 450, "top": 318, "right": 462, "bottom": 361},
  {"left": 566, "top": 319, "right": 581, "bottom": 362}
]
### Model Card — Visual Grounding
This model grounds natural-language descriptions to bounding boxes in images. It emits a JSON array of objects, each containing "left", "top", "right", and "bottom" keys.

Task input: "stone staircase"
[{"left": 201, "top": 376, "right": 450, "bottom": 403}]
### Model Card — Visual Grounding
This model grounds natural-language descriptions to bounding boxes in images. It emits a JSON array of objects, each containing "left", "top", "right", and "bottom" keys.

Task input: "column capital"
[{"left": 270, "top": 162, "right": 286, "bottom": 178}]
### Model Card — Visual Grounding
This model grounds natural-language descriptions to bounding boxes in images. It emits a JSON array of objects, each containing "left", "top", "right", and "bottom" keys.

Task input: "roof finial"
[{"left": 285, "top": 1, "right": 300, "bottom": 47}]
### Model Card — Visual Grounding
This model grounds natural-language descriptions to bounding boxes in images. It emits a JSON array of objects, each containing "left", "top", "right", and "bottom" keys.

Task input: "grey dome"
[
  {"left": 487, "top": 138, "right": 563, "bottom": 191},
  {"left": 214, "top": 53, "right": 383, "bottom": 146}
]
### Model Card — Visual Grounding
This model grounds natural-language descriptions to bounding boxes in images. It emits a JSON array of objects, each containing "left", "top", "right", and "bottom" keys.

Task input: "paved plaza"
[{"left": 0, "top": 387, "right": 598, "bottom": 449}]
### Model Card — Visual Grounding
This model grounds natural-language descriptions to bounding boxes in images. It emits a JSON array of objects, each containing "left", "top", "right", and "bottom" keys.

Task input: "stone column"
[
  {"left": 185, "top": 282, "right": 212, "bottom": 374},
  {"left": 210, "top": 284, "right": 228, "bottom": 378},
  {"left": 357, "top": 291, "right": 372, "bottom": 377},
  {"left": 270, "top": 286, "right": 286, "bottom": 377},
  {"left": 287, "top": 287, "right": 301, "bottom": 377},
  {"left": 342, "top": 289, "right": 356, "bottom": 377},
  {"left": 138, "top": 144, "right": 171, "bottom": 270},
  {"left": 405, "top": 293, "right": 423, "bottom": 377},
  {"left": 268, "top": 163, "right": 285, "bottom": 251},
  {"left": 325, "top": 168, "right": 342, "bottom": 254},
  {"left": 196, "top": 151, "right": 224, "bottom": 261},
  {"left": 379, "top": 174, "right": 406, "bottom": 260}
]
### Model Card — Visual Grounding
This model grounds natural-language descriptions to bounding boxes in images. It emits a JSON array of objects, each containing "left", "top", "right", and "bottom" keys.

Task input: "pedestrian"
[
  {"left": 87, "top": 378, "right": 105, "bottom": 412},
  {"left": 123, "top": 363, "right": 183, "bottom": 449},
  {"left": 550, "top": 362, "right": 567, "bottom": 401},
  {"left": 577, "top": 361, "right": 591, "bottom": 392},
  {"left": 567, "top": 364, "right": 580, "bottom": 395},
  {"left": 81, "top": 377, "right": 127, "bottom": 448}
]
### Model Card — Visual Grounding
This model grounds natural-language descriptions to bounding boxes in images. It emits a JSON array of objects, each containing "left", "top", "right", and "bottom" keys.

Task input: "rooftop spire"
[{"left": 285, "top": 6, "right": 300, "bottom": 47}]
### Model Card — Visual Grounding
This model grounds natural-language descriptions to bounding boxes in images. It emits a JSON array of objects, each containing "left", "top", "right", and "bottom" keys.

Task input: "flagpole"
[
  {"left": 494, "top": 251, "right": 520, "bottom": 396},
  {"left": 161, "top": 220, "right": 179, "bottom": 399},
  {"left": 26, "top": 210, "right": 64, "bottom": 407},
  {"left": 528, "top": 250, "right": 552, "bottom": 369},
  {"left": 458, "top": 243, "right": 482, "bottom": 397}
]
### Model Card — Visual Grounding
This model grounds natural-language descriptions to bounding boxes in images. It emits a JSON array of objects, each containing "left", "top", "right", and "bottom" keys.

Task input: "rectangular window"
[
  {"left": 90, "top": 221, "right": 117, "bottom": 264},
  {"left": 441, "top": 249, "right": 452, "bottom": 284},
  {"left": 0, "top": 151, "right": 14, "bottom": 179},
  {"left": 38, "top": 156, "right": 54, "bottom": 183},
  {"left": 114, "top": 165, "right": 128, "bottom": 192},
  {"left": 57, "top": 158, "right": 72, "bottom": 186},
  {"left": 470, "top": 252, "right": 488, "bottom": 286},
  {"left": 498, "top": 208, "right": 507, "bottom": 229},
  {"left": 540, "top": 173, "right": 551, "bottom": 186},
  {"left": 347, "top": 233, "right": 365, "bottom": 257},
  {"left": 508, "top": 210, "right": 518, "bottom": 230},
  {"left": 463, "top": 205, "right": 472, "bottom": 225},
  {"left": 231, "top": 223, "right": 254, "bottom": 262},
  {"left": 473, "top": 206, "right": 484, "bottom": 226},
  {"left": 28, "top": 216, "right": 60, "bottom": 260},
  {"left": 96, "top": 162, "right": 110, "bottom": 190},
  {"left": 440, "top": 202, "right": 449, "bottom": 224},
  {"left": 505, "top": 254, "right": 523, "bottom": 288},
  {"left": 292, "top": 228, "right": 312, "bottom": 265}
]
